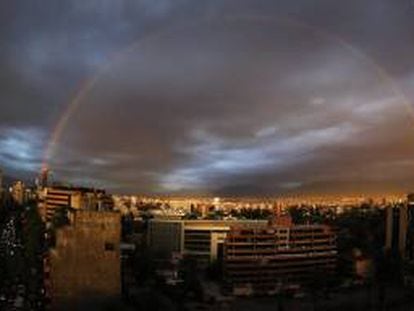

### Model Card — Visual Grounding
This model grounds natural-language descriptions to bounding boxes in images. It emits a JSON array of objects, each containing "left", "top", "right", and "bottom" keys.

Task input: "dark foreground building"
[
  {"left": 47, "top": 210, "right": 121, "bottom": 310},
  {"left": 385, "top": 194, "right": 414, "bottom": 260}
]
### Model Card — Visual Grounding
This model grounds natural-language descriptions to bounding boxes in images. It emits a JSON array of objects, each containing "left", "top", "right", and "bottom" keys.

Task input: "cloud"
[
  {"left": 255, "top": 126, "right": 278, "bottom": 138},
  {"left": 160, "top": 122, "right": 358, "bottom": 192},
  {"left": 1, "top": 0, "right": 414, "bottom": 194},
  {"left": 0, "top": 127, "right": 46, "bottom": 172}
]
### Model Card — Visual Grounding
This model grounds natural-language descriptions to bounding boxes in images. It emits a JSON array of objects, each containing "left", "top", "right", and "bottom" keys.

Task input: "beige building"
[
  {"left": 11, "top": 181, "right": 26, "bottom": 205},
  {"left": 48, "top": 210, "right": 121, "bottom": 309}
]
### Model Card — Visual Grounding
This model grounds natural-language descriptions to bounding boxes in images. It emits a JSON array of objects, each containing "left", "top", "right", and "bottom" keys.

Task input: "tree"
[{"left": 288, "top": 206, "right": 307, "bottom": 224}]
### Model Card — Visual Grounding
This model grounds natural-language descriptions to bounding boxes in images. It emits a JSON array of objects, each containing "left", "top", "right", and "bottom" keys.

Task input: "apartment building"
[
  {"left": 223, "top": 223, "right": 337, "bottom": 295},
  {"left": 38, "top": 186, "right": 113, "bottom": 223}
]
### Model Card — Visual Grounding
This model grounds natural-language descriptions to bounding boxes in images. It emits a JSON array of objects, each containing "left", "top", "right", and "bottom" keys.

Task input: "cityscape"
[
  {"left": 2, "top": 1, "right": 414, "bottom": 311},
  {"left": 1, "top": 171, "right": 414, "bottom": 310}
]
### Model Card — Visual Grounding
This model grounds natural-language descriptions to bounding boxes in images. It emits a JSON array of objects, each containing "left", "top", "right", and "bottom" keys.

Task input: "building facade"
[
  {"left": 147, "top": 219, "right": 268, "bottom": 267},
  {"left": 385, "top": 195, "right": 414, "bottom": 260},
  {"left": 223, "top": 224, "right": 337, "bottom": 295},
  {"left": 11, "top": 181, "right": 26, "bottom": 205},
  {"left": 48, "top": 210, "right": 121, "bottom": 309},
  {"left": 38, "top": 186, "right": 113, "bottom": 223}
]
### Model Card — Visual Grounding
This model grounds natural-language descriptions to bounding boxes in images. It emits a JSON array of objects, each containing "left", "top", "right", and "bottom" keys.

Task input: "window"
[{"left": 104, "top": 242, "right": 115, "bottom": 251}]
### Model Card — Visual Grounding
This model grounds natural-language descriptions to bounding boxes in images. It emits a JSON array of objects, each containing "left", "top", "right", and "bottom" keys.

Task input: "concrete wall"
[{"left": 50, "top": 210, "right": 121, "bottom": 309}]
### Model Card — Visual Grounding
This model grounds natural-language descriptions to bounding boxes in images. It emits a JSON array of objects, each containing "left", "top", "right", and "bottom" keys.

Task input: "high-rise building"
[
  {"left": 39, "top": 168, "right": 50, "bottom": 189},
  {"left": 38, "top": 186, "right": 112, "bottom": 223},
  {"left": 223, "top": 224, "right": 337, "bottom": 296},
  {"left": 384, "top": 195, "right": 414, "bottom": 260},
  {"left": 407, "top": 194, "right": 414, "bottom": 260},
  {"left": 408, "top": 194, "right": 414, "bottom": 207},
  {"left": 0, "top": 168, "right": 3, "bottom": 200},
  {"left": 11, "top": 181, "right": 26, "bottom": 205},
  {"left": 48, "top": 210, "right": 121, "bottom": 309}
]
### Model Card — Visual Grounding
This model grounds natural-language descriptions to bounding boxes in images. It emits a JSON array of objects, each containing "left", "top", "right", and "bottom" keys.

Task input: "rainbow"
[{"left": 42, "top": 14, "right": 412, "bottom": 173}]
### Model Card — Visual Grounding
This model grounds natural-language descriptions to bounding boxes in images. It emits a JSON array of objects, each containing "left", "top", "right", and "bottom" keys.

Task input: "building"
[
  {"left": 147, "top": 219, "right": 268, "bottom": 267},
  {"left": 385, "top": 194, "right": 414, "bottom": 260},
  {"left": 385, "top": 205, "right": 406, "bottom": 258},
  {"left": 223, "top": 223, "right": 337, "bottom": 296},
  {"left": 11, "top": 181, "right": 26, "bottom": 205},
  {"left": 48, "top": 210, "right": 121, "bottom": 309},
  {"left": 39, "top": 187, "right": 82, "bottom": 222},
  {"left": 38, "top": 186, "right": 113, "bottom": 223},
  {"left": 385, "top": 203, "right": 409, "bottom": 259},
  {"left": 147, "top": 220, "right": 183, "bottom": 257},
  {"left": 408, "top": 193, "right": 414, "bottom": 207}
]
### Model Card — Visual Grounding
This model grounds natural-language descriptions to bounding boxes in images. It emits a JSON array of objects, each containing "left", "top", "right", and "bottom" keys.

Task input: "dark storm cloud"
[
  {"left": 0, "top": 127, "right": 45, "bottom": 175},
  {"left": 1, "top": 0, "right": 414, "bottom": 194}
]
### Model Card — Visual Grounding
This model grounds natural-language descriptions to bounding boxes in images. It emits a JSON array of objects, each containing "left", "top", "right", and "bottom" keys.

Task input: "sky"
[{"left": 1, "top": 0, "right": 414, "bottom": 195}]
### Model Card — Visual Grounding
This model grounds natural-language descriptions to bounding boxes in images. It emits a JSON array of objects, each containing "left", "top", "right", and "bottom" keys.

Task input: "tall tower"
[
  {"left": 385, "top": 194, "right": 414, "bottom": 259},
  {"left": 11, "top": 181, "right": 25, "bottom": 205},
  {"left": 407, "top": 193, "right": 414, "bottom": 209},
  {"left": 0, "top": 168, "right": 3, "bottom": 200},
  {"left": 406, "top": 194, "right": 414, "bottom": 259},
  {"left": 40, "top": 168, "right": 50, "bottom": 189}
]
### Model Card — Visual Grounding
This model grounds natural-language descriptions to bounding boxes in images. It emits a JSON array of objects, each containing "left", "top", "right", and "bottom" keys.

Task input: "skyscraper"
[
  {"left": 40, "top": 168, "right": 49, "bottom": 188},
  {"left": 11, "top": 181, "right": 25, "bottom": 205},
  {"left": 0, "top": 168, "right": 3, "bottom": 199},
  {"left": 385, "top": 195, "right": 414, "bottom": 260},
  {"left": 223, "top": 223, "right": 337, "bottom": 295}
]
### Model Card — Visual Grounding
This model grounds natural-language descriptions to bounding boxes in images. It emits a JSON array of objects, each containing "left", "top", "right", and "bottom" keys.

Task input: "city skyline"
[{"left": 1, "top": 1, "right": 414, "bottom": 195}]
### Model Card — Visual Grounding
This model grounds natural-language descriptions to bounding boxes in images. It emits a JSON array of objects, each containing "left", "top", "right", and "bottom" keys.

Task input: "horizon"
[{"left": 3, "top": 170, "right": 411, "bottom": 200}]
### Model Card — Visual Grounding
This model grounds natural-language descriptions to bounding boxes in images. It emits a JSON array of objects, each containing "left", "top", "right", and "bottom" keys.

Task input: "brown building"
[
  {"left": 223, "top": 223, "right": 337, "bottom": 296},
  {"left": 48, "top": 210, "right": 121, "bottom": 309}
]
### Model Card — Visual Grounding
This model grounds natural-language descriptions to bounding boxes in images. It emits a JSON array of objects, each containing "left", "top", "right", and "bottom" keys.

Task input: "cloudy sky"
[{"left": 1, "top": 0, "right": 414, "bottom": 195}]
